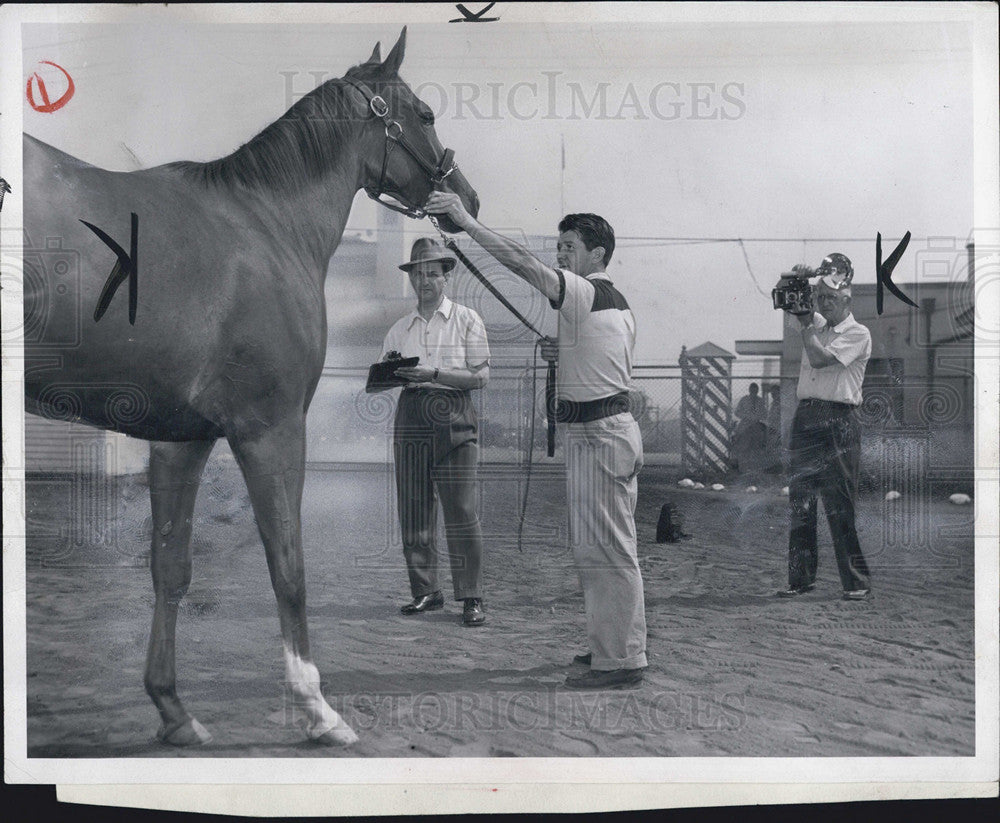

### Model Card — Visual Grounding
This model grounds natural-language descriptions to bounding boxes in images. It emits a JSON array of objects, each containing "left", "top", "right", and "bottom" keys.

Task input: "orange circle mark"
[{"left": 26, "top": 61, "right": 75, "bottom": 113}]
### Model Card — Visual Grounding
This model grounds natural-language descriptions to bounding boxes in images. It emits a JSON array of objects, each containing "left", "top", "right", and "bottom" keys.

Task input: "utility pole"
[{"left": 560, "top": 133, "right": 565, "bottom": 217}]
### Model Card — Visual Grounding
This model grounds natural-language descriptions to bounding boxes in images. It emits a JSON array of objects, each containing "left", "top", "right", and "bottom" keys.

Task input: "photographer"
[{"left": 774, "top": 254, "right": 872, "bottom": 601}]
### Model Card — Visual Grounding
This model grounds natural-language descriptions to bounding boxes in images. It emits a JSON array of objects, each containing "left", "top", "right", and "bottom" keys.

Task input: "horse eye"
[{"left": 418, "top": 107, "right": 435, "bottom": 126}]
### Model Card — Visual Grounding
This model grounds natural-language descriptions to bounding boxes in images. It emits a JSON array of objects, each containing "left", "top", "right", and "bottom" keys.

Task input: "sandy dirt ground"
[{"left": 23, "top": 458, "right": 975, "bottom": 758}]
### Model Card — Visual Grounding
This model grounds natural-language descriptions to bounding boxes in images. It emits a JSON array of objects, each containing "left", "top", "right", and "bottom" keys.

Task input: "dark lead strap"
[
  {"left": 435, "top": 233, "right": 557, "bottom": 459},
  {"left": 439, "top": 238, "right": 544, "bottom": 337},
  {"left": 545, "top": 362, "right": 557, "bottom": 458}
]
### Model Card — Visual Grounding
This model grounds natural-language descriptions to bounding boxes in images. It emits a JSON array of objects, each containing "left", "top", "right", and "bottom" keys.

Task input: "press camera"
[
  {"left": 772, "top": 254, "right": 855, "bottom": 315},
  {"left": 771, "top": 268, "right": 815, "bottom": 315}
]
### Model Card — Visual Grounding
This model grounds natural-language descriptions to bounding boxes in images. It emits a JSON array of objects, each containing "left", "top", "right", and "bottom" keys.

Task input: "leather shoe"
[
  {"left": 776, "top": 584, "right": 815, "bottom": 598},
  {"left": 564, "top": 668, "right": 644, "bottom": 690},
  {"left": 400, "top": 591, "right": 444, "bottom": 615},
  {"left": 572, "top": 652, "right": 592, "bottom": 665},
  {"left": 462, "top": 598, "right": 486, "bottom": 626}
]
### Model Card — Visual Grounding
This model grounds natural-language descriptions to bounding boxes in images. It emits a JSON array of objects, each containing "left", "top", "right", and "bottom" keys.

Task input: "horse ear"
[
  {"left": 367, "top": 42, "right": 382, "bottom": 64},
  {"left": 381, "top": 26, "right": 406, "bottom": 75}
]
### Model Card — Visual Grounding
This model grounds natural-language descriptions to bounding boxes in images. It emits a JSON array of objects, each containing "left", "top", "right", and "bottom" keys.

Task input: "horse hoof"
[
  {"left": 311, "top": 723, "right": 359, "bottom": 747},
  {"left": 157, "top": 717, "right": 213, "bottom": 746}
]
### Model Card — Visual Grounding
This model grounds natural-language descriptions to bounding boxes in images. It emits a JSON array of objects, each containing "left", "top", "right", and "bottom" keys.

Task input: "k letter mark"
[
  {"left": 876, "top": 231, "right": 915, "bottom": 316},
  {"left": 82, "top": 212, "right": 139, "bottom": 324},
  {"left": 450, "top": 3, "right": 499, "bottom": 23}
]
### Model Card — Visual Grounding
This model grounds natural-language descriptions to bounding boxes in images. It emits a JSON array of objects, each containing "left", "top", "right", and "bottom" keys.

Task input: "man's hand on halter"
[
  {"left": 425, "top": 191, "right": 475, "bottom": 232},
  {"left": 426, "top": 191, "right": 561, "bottom": 303}
]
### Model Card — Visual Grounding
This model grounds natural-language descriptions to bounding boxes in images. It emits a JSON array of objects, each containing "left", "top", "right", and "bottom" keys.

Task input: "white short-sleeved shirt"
[
  {"left": 796, "top": 312, "right": 872, "bottom": 406},
  {"left": 550, "top": 269, "right": 636, "bottom": 402},
  {"left": 380, "top": 296, "right": 490, "bottom": 389}
]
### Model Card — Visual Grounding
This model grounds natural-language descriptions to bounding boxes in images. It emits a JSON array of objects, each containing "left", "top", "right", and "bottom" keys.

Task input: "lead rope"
[
  {"left": 429, "top": 219, "right": 553, "bottom": 552},
  {"left": 516, "top": 339, "right": 543, "bottom": 552}
]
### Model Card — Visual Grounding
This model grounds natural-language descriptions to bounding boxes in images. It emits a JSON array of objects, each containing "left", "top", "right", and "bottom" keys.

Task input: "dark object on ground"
[{"left": 656, "top": 499, "right": 688, "bottom": 543}]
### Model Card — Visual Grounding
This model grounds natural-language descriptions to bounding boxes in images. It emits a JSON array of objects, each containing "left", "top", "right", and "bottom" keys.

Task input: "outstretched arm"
[{"left": 424, "top": 192, "right": 562, "bottom": 303}]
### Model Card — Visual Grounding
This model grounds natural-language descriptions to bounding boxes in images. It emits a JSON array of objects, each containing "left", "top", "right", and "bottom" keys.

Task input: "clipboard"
[{"left": 365, "top": 356, "right": 419, "bottom": 392}]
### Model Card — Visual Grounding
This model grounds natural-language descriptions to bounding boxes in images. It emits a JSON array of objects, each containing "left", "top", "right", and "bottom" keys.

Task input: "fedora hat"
[{"left": 398, "top": 237, "right": 457, "bottom": 274}]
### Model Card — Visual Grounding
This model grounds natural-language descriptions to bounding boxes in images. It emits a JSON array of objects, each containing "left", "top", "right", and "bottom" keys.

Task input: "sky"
[{"left": 16, "top": 7, "right": 978, "bottom": 363}]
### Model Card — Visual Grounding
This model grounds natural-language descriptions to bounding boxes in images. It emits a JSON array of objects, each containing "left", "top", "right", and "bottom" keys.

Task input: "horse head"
[{"left": 344, "top": 28, "right": 479, "bottom": 234}]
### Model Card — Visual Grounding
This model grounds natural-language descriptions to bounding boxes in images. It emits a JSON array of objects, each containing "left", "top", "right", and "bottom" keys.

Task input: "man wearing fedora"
[{"left": 373, "top": 238, "right": 491, "bottom": 626}]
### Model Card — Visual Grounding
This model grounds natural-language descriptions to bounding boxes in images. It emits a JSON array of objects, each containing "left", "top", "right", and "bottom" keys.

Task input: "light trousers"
[{"left": 564, "top": 412, "right": 647, "bottom": 671}]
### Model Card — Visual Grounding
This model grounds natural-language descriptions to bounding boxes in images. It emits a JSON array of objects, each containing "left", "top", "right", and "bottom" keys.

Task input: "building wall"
[{"left": 851, "top": 281, "right": 973, "bottom": 428}]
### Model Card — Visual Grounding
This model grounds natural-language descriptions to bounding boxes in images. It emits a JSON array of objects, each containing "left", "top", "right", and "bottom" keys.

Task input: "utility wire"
[
  {"left": 737, "top": 238, "right": 769, "bottom": 298},
  {"left": 614, "top": 235, "right": 929, "bottom": 243},
  {"left": 342, "top": 228, "right": 930, "bottom": 245}
]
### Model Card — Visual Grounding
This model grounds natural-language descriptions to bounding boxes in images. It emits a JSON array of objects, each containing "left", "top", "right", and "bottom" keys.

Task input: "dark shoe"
[
  {"left": 842, "top": 588, "right": 871, "bottom": 601},
  {"left": 572, "top": 652, "right": 592, "bottom": 665},
  {"left": 564, "top": 668, "right": 644, "bottom": 690},
  {"left": 400, "top": 591, "right": 444, "bottom": 615},
  {"left": 462, "top": 598, "right": 485, "bottom": 626},
  {"left": 776, "top": 584, "right": 815, "bottom": 598}
]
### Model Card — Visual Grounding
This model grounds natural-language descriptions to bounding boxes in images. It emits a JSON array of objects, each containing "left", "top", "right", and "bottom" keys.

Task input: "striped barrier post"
[{"left": 680, "top": 342, "right": 735, "bottom": 477}]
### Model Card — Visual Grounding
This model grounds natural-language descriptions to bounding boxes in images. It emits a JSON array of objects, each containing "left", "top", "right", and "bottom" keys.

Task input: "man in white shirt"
[
  {"left": 374, "top": 238, "right": 491, "bottom": 626},
  {"left": 777, "top": 254, "right": 873, "bottom": 600},
  {"left": 425, "top": 194, "right": 646, "bottom": 690}
]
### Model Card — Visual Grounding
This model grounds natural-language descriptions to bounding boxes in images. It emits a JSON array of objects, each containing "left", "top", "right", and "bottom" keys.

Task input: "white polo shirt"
[
  {"left": 550, "top": 269, "right": 636, "bottom": 402},
  {"left": 797, "top": 312, "right": 871, "bottom": 406},
  {"left": 380, "top": 296, "right": 490, "bottom": 389}
]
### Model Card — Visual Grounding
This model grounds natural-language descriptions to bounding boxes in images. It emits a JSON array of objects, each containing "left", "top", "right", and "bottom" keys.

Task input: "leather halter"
[{"left": 343, "top": 78, "right": 457, "bottom": 219}]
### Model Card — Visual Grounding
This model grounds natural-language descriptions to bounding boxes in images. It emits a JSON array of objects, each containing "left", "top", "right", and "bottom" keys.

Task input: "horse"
[{"left": 21, "top": 27, "right": 478, "bottom": 747}]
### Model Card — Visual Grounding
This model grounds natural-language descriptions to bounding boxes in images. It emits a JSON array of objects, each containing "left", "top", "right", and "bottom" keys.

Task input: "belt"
[
  {"left": 401, "top": 386, "right": 467, "bottom": 396},
  {"left": 556, "top": 392, "right": 631, "bottom": 424},
  {"left": 798, "top": 398, "right": 857, "bottom": 411}
]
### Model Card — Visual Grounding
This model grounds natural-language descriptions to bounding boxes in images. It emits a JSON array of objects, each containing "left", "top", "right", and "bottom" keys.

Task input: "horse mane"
[{"left": 166, "top": 63, "right": 382, "bottom": 191}]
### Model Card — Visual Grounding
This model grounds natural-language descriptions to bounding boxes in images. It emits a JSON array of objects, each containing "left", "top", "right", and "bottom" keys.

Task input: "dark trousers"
[
  {"left": 787, "top": 400, "right": 870, "bottom": 592},
  {"left": 393, "top": 389, "right": 484, "bottom": 601}
]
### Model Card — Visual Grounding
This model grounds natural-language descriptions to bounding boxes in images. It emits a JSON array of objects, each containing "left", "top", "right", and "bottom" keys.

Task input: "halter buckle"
[
  {"left": 434, "top": 149, "right": 457, "bottom": 184},
  {"left": 369, "top": 96, "right": 389, "bottom": 118}
]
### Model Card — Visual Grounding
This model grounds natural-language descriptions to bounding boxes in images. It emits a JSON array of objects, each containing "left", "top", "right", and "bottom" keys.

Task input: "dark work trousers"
[
  {"left": 393, "top": 388, "right": 484, "bottom": 601},
  {"left": 787, "top": 399, "right": 871, "bottom": 592}
]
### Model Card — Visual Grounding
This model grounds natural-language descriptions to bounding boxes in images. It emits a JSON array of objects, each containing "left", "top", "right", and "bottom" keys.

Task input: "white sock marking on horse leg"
[{"left": 282, "top": 645, "right": 358, "bottom": 744}]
